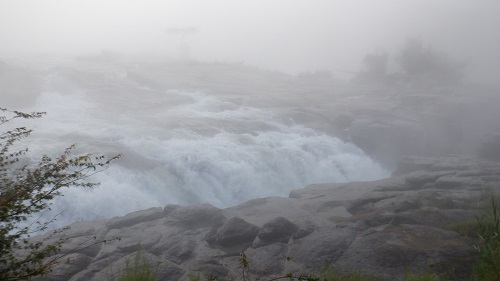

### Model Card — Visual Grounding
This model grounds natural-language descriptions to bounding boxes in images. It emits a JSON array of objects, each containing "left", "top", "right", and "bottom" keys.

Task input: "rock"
[
  {"left": 430, "top": 157, "right": 476, "bottom": 171},
  {"left": 161, "top": 238, "right": 197, "bottom": 264},
  {"left": 163, "top": 204, "right": 180, "bottom": 215},
  {"left": 394, "top": 200, "right": 419, "bottom": 213},
  {"left": 434, "top": 175, "right": 485, "bottom": 190},
  {"left": 288, "top": 226, "right": 357, "bottom": 272},
  {"left": 289, "top": 183, "right": 344, "bottom": 199},
  {"left": 35, "top": 253, "right": 93, "bottom": 281},
  {"left": 56, "top": 220, "right": 109, "bottom": 257},
  {"left": 191, "top": 257, "right": 229, "bottom": 278},
  {"left": 292, "top": 226, "right": 315, "bottom": 240},
  {"left": 244, "top": 244, "right": 289, "bottom": 276},
  {"left": 392, "top": 156, "right": 438, "bottom": 176},
  {"left": 207, "top": 217, "right": 260, "bottom": 250},
  {"left": 254, "top": 217, "right": 299, "bottom": 247},
  {"left": 156, "top": 261, "right": 185, "bottom": 281},
  {"left": 29, "top": 156, "right": 500, "bottom": 281},
  {"left": 336, "top": 224, "right": 476, "bottom": 280},
  {"left": 404, "top": 170, "right": 455, "bottom": 188},
  {"left": 347, "top": 195, "right": 394, "bottom": 215},
  {"left": 107, "top": 207, "right": 165, "bottom": 229},
  {"left": 166, "top": 204, "right": 226, "bottom": 228},
  {"left": 92, "top": 251, "right": 184, "bottom": 281}
]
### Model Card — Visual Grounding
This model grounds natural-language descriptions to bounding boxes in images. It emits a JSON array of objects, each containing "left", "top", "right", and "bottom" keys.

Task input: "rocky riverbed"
[
  {"left": 3, "top": 59, "right": 499, "bottom": 280},
  {"left": 35, "top": 155, "right": 500, "bottom": 281}
]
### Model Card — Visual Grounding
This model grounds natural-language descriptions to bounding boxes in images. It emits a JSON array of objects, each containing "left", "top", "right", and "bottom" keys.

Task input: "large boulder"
[
  {"left": 165, "top": 204, "right": 226, "bottom": 228},
  {"left": 206, "top": 217, "right": 260, "bottom": 250},
  {"left": 254, "top": 217, "right": 299, "bottom": 247},
  {"left": 336, "top": 224, "right": 476, "bottom": 280},
  {"left": 107, "top": 207, "right": 165, "bottom": 229}
]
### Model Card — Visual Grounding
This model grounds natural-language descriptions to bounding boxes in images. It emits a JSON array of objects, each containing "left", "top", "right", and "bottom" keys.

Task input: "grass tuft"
[
  {"left": 113, "top": 250, "right": 158, "bottom": 281},
  {"left": 473, "top": 196, "right": 500, "bottom": 281}
]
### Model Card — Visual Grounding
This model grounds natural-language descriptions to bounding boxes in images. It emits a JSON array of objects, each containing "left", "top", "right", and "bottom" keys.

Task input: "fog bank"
[{"left": 1, "top": 1, "right": 499, "bottom": 82}]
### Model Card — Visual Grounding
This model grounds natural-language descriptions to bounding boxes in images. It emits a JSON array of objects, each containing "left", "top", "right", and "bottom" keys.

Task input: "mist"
[
  {"left": 1, "top": 1, "right": 499, "bottom": 81},
  {"left": 1, "top": 1, "right": 500, "bottom": 227}
]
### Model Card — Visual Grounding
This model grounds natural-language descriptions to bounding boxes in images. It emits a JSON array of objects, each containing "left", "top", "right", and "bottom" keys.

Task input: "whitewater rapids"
[{"left": 9, "top": 63, "right": 388, "bottom": 228}]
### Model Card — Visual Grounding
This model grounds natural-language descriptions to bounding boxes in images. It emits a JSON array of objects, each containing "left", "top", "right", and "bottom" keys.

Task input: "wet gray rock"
[
  {"left": 107, "top": 207, "right": 165, "bottom": 229},
  {"left": 404, "top": 170, "right": 455, "bottom": 188},
  {"left": 33, "top": 156, "right": 500, "bottom": 281},
  {"left": 244, "top": 243, "right": 289, "bottom": 276},
  {"left": 156, "top": 237, "right": 197, "bottom": 264},
  {"left": 39, "top": 253, "right": 93, "bottom": 281},
  {"left": 338, "top": 224, "right": 476, "bottom": 280},
  {"left": 289, "top": 226, "right": 357, "bottom": 272},
  {"left": 207, "top": 217, "right": 260, "bottom": 249},
  {"left": 166, "top": 204, "right": 226, "bottom": 228},
  {"left": 255, "top": 217, "right": 299, "bottom": 247},
  {"left": 434, "top": 175, "right": 486, "bottom": 190}
]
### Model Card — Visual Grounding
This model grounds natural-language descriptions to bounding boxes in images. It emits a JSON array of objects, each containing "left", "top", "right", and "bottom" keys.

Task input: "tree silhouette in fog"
[
  {"left": 357, "top": 38, "right": 464, "bottom": 85},
  {"left": 357, "top": 51, "right": 388, "bottom": 83},
  {"left": 166, "top": 27, "right": 198, "bottom": 61},
  {"left": 398, "top": 38, "right": 463, "bottom": 82}
]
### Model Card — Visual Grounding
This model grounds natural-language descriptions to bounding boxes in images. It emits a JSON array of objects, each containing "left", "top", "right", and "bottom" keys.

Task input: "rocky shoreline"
[{"left": 37, "top": 155, "right": 500, "bottom": 281}]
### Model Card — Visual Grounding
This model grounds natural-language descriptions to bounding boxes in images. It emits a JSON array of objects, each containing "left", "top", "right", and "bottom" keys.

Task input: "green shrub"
[
  {"left": 446, "top": 219, "right": 482, "bottom": 236},
  {"left": 473, "top": 196, "right": 500, "bottom": 281},
  {"left": 0, "top": 108, "right": 119, "bottom": 280},
  {"left": 113, "top": 251, "right": 157, "bottom": 281}
]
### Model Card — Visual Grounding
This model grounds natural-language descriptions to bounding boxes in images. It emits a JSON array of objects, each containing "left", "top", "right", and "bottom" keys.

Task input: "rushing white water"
[{"left": 12, "top": 64, "right": 389, "bottom": 228}]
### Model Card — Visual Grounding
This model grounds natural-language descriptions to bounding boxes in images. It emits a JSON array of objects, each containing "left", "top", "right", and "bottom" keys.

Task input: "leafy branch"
[{"left": 0, "top": 108, "right": 120, "bottom": 280}]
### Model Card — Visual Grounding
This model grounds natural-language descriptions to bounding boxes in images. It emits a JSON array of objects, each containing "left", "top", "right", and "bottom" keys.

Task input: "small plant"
[
  {"left": 191, "top": 253, "right": 459, "bottom": 281},
  {"left": 203, "top": 252, "right": 382, "bottom": 281},
  {"left": 446, "top": 218, "right": 482, "bottom": 237},
  {"left": 232, "top": 252, "right": 319, "bottom": 281},
  {"left": 0, "top": 108, "right": 120, "bottom": 280},
  {"left": 113, "top": 250, "right": 158, "bottom": 281},
  {"left": 188, "top": 273, "right": 203, "bottom": 281},
  {"left": 473, "top": 196, "right": 500, "bottom": 281}
]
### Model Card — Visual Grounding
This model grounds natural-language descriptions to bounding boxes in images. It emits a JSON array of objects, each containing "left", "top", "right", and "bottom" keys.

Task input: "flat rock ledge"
[{"left": 36, "top": 156, "right": 500, "bottom": 281}]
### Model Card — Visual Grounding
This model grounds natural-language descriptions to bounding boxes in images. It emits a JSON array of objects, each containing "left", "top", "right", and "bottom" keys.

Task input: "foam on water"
[{"left": 21, "top": 69, "right": 389, "bottom": 228}]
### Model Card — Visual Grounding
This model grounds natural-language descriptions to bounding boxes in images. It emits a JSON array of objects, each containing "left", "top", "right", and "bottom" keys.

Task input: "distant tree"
[
  {"left": 0, "top": 108, "right": 119, "bottom": 280},
  {"left": 356, "top": 51, "right": 388, "bottom": 83},
  {"left": 398, "top": 38, "right": 463, "bottom": 82},
  {"left": 398, "top": 38, "right": 433, "bottom": 76},
  {"left": 166, "top": 27, "right": 198, "bottom": 61}
]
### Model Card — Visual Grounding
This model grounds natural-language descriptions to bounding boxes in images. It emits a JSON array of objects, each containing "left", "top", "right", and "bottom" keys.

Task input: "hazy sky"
[{"left": 1, "top": 1, "right": 499, "bottom": 79}]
